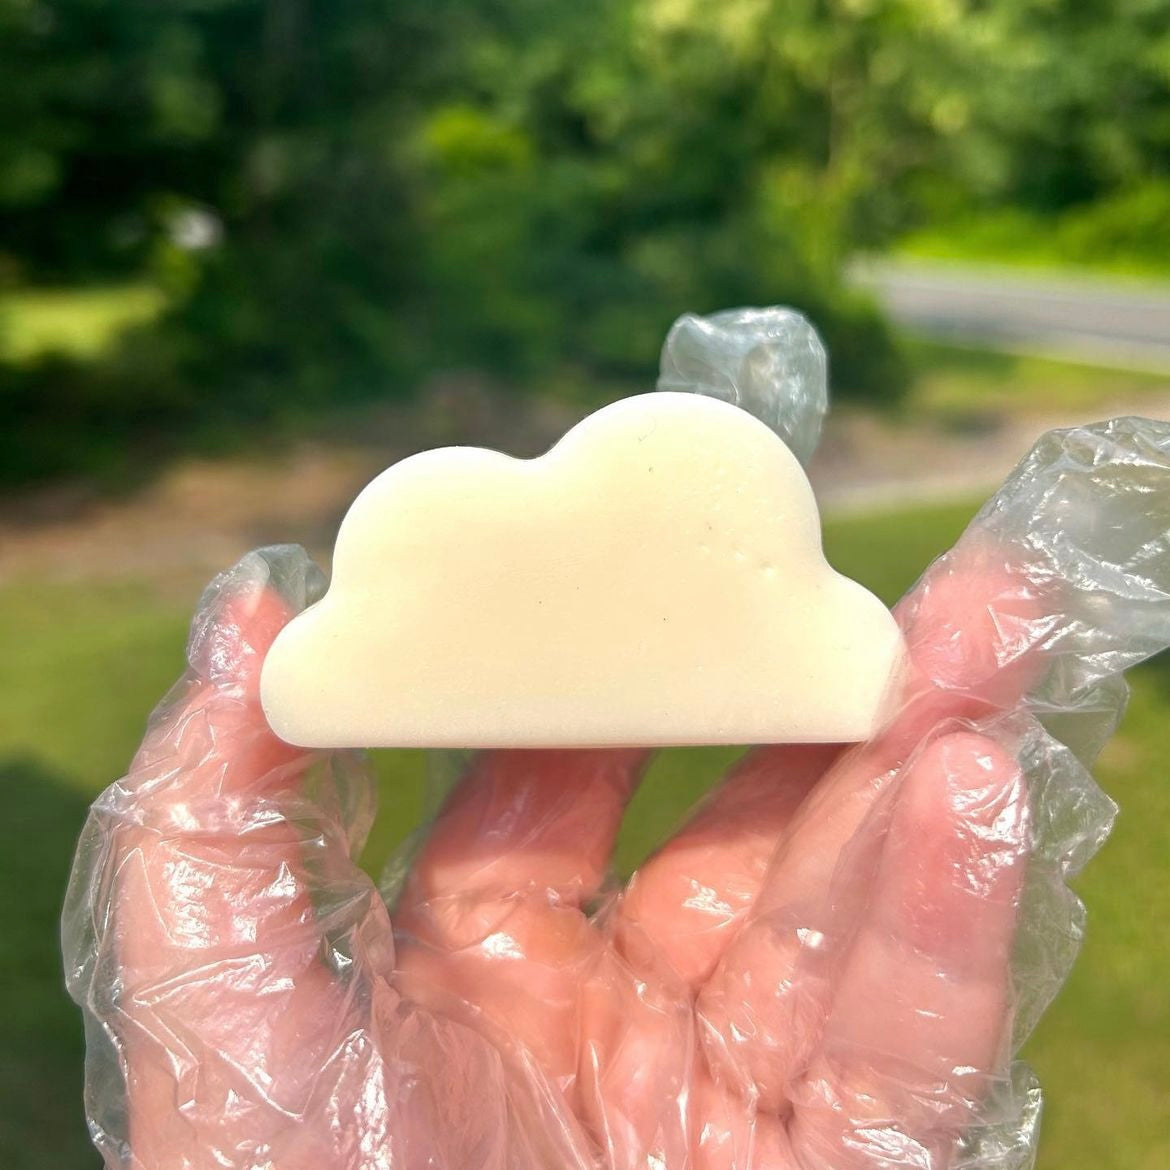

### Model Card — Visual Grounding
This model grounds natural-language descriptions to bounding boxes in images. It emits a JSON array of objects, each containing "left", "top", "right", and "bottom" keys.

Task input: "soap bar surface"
[{"left": 261, "top": 392, "right": 904, "bottom": 748}]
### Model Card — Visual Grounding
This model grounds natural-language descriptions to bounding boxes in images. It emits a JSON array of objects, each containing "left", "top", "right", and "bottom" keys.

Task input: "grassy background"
[
  {"left": 3, "top": 496, "right": 1167, "bottom": 1169},
  {"left": 890, "top": 187, "right": 1170, "bottom": 283},
  {"left": 0, "top": 285, "right": 167, "bottom": 364},
  {"left": 903, "top": 341, "right": 1170, "bottom": 425}
]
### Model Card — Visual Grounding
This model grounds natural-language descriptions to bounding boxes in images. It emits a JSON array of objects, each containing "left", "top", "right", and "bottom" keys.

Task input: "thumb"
[
  {"left": 130, "top": 545, "right": 325, "bottom": 788},
  {"left": 186, "top": 543, "right": 325, "bottom": 699}
]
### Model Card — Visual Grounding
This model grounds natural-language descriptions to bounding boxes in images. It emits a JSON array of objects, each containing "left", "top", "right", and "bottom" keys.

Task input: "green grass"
[
  {"left": 0, "top": 284, "right": 166, "bottom": 363},
  {"left": 890, "top": 190, "right": 1170, "bottom": 283},
  {"left": 2, "top": 500, "right": 1168, "bottom": 1170},
  {"left": 902, "top": 340, "right": 1170, "bottom": 427},
  {"left": 892, "top": 228, "right": 1170, "bottom": 283},
  {"left": 1027, "top": 661, "right": 1170, "bottom": 1170}
]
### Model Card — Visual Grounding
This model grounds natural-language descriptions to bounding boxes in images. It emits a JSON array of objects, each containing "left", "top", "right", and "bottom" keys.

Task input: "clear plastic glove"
[
  {"left": 63, "top": 391, "right": 1170, "bottom": 1166},
  {"left": 63, "top": 416, "right": 1170, "bottom": 1170}
]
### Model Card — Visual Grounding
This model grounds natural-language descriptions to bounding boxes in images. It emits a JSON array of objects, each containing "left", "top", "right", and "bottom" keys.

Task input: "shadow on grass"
[
  {"left": 1130, "top": 647, "right": 1170, "bottom": 703},
  {"left": 0, "top": 755, "right": 99, "bottom": 1170}
]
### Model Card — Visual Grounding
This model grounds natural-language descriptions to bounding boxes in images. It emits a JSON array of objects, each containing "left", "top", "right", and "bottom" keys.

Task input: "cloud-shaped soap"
[{"left": 260, "top": 392, "right": 904, "bottom": 748}]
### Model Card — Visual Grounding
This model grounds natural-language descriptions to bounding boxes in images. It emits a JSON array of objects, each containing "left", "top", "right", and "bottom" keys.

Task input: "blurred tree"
[
  {"left": 0, "top": 0, "right": 227, "bottom": 278},
  {"left": 2, "top": 0, "right": 455, "bottom": 466},
  {"left": 388, "top": 0, "right": 915, "bottom": 397},
  {"left": 882, "top": 0, "right": 1170, "bottom": 225},
  {"left": 2, "top": 0, "right": 1167, "bottom": 486}
]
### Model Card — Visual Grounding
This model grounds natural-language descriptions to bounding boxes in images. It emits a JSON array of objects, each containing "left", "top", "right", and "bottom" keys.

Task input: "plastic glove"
[{"left": 64, "top": 416, "right": 1170, "bottom": 1170}]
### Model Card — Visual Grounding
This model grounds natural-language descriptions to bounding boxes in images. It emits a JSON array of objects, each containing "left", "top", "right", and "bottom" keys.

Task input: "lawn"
[
  {"left": 0, "top": 284, "right": 167, "bottom": 363},
  {"left": 903, "top": 340, "right": 1170, "bottom": 426},
  {"left": 889, "top": 196, "right": 1170, "bottom": 284},
  {"left": 2, "top": 495, "right": 1167, "bottom": 1170}
]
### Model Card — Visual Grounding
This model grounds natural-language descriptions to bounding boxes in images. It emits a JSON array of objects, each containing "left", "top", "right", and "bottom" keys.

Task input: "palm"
[{"left": 68, "top": 541, "right": 1038, "bottom": 1170}]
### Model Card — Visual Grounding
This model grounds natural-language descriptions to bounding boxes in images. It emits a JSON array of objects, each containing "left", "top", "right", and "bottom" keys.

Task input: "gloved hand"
[{"left": 64, "top": 417, "right": 1170, "bottom": 1170}]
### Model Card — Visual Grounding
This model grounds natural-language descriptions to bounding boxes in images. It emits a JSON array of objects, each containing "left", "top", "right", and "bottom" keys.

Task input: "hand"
[{"left": 65, "top": 540, "right": 1047, "bottom": 1170}]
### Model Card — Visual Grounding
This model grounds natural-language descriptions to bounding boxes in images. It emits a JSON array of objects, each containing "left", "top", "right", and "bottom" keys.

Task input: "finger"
[
  {"left": 695, "top": 542, "right": 1048, "bottom": 1110},
  {"left": 617, "top": 539, "right": 1046, "bottom": 1001},
  {"left": 398, "top": 747, "right": 650, "bottom": 920},
  {"left": 393, "top": 749, "right": 649, "bottom": 1091},
  {"left": 64, "top": 552, "right": 392, "bottom": 1168},
  {"left": 691, "top": 1067, "right": 796, "bottom": 1170},
  {"left": 787, "top": 730, "right": 1028, "bottom": 1169},
  {"left": 615, "top": 743, "right": 839, "bottom": 988}
]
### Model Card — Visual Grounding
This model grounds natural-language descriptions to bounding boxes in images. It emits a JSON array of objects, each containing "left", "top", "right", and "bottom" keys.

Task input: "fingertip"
[
  {"left": 190, "top": 580, "right": 297, "bottom": 698},
  {"left": 897, "top": 542, "right": 1052, "bottom": 707},
  {"left": 914, "top": 730, "right": 1028, "bottom": 840}
]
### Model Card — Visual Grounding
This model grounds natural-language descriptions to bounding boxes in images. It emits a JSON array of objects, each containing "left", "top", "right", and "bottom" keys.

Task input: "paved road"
[{"left": 852, "top": 261, "right": 1170, "bottom": 372}]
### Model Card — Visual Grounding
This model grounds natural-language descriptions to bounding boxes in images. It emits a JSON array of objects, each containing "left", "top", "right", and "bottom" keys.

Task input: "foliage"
[
  {"left": 884, "top": 0, "right": 1170, "bottom": 264},
  {"left": 2, "top": 0, "right": 1169, "bottom": 487}
]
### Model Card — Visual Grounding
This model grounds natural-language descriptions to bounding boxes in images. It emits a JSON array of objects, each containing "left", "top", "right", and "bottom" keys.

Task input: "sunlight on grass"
[
  {"left": 891, "top": 204, "right": 1170, "bottom": 283},
  {"left": 0, "top": 284, "right": 166, "bottom": 363},
  {"left": 904, "top": 340, "right": 1170, "bottom": 424},
  {"left": 1, "top": 494, "right": 1167, "bottom": 1170}
]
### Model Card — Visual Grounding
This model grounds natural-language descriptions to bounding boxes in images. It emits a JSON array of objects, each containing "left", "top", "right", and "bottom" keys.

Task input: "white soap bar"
[{"left": 261, "top": 392, "right": 905, "bottom": 748}]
